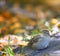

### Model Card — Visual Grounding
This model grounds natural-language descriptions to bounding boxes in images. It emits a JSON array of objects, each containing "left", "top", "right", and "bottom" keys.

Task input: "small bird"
[{"left": 28, "top": 29, "right": 51, "bottom": 49}]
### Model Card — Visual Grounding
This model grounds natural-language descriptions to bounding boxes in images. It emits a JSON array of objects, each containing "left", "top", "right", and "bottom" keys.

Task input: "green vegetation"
[{"left": 4, "top": 37, "right": 14, "bottom": 56}]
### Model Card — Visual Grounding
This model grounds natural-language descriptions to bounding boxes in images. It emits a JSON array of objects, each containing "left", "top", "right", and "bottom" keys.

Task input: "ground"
[{"left": 13, "top": 37, "right": 60, "bottom": 56}]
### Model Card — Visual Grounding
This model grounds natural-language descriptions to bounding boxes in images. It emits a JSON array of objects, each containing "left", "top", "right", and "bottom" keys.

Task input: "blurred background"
[{"left": 0, "top": 0, "right": 60, "bottom": 36}]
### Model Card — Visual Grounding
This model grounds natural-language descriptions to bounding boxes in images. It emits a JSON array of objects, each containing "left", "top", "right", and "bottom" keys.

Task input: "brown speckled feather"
[{"left": 28, "top": 35, "right": 41, "bottom": 46}]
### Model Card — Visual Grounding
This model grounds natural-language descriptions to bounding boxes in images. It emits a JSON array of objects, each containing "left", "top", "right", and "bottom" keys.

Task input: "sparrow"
[{"left": 28, "top": 29, "right": 51, "bottom": 49}]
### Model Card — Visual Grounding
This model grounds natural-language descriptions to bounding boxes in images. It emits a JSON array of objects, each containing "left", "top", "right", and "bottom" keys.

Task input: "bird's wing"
[{"left": 28, "top": 35, "right": 42, "bottom": 46}]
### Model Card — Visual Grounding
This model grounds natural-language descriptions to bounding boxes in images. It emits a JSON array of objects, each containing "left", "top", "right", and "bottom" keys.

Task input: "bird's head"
[{"left": 41, "top": 29, "right": 50, "bottom": 36}]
